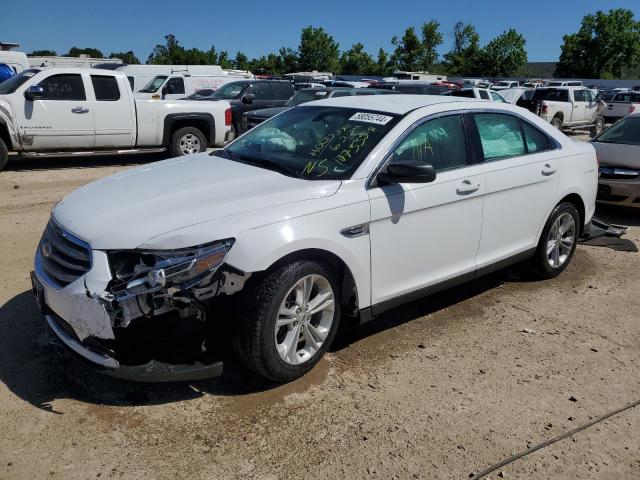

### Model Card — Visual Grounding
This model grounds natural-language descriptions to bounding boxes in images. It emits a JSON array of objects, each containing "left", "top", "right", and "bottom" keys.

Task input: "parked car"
[
  {"left": 114, "top": 64, "right": 229, "bottom": 93},
  {"left": 0, "top": 68, "right": 232, "bottom": 171},
  {"left": 518, "top": 87, "right": 606, "bottom": 136},
  {"left": 135, "top": 72, "right": 253, "bottom": 100},
  {"left": 547, "top": 80, "right": 583, "bottom": 87},
  {"left": 369, "top": 81, "right": 451, "bottom": 95},
  {"left": 185, "top": 80, "right": 294, "bottom": 139},
  {"left": 521, "top": 82, "right": 544, "bottom": 89},
  {"left": 592, "top": 114, "right": 640, "bottom": 208},
  {"left": 31, "top": 95, "right": 597, "bottom": 382},
  {"left": 241, "top": 87, "right": 396, "bottom": 131},
  {"left": 442, "top": 87, "right": 507, "bottom": 102},
  {"left": 603, "top": 91, "right": 640, "bottom": 123},
  {"left": 491, "top": 80, "right": 520, "bottom": 90}
]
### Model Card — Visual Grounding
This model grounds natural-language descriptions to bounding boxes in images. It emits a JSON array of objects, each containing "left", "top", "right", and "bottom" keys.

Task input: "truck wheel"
[
  {"left": 526, "top": 202, "right": 580, "bottom": 280},
  {"left": 590, "top": 117, "right": 604, "bottom": 138},
  {"left": 169, "top": 127, "right": 207, "bottom": 157},
  {"left": 0, "top": 138, "right": 7, "bottom": 172},
  {"left": 550, "top": 116, "right": 562, "bottom": 130},
  {"left": 233, "top": 260, "right": 341, "bottom": 382}
]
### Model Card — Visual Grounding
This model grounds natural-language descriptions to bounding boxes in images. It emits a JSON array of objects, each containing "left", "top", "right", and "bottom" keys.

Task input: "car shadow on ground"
[{"left": 0, "top": 268, "right": 513, "bottom": 411}]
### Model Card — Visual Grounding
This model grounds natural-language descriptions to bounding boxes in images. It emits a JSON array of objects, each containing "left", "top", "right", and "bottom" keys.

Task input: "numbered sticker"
[{"left": 349, "top": 112, "right": 393, "bottom": 125}]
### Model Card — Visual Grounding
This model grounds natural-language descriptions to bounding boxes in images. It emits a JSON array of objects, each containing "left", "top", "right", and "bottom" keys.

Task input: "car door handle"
[
  {"left": 542, "top": 163, "right": 556, "bottom": 176},
  {"left": 456, "top": 180, "right": 480, "bottom": 195},
  {"left": 71, "top": 107, "right": 89, "bottom": 114}
]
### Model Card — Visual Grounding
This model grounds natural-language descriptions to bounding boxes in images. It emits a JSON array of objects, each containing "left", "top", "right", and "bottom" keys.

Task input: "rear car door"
[
  {"left": 90, "top": 75, "right": 135, "bottom": 148},
  {"left": 247, "top": 83, "right": 277, "bottom": 110},
  {"left": 368, "top": 113, "right": 485, "bottom": 306},
  {"left": 473, "top": 112, "right": 560, "bottom": 268},
  {"left": 272, "top": 82, "right": 294, "bottom": 105},
  {"left": 17, "top": 72, "right": 94, "bottom": 150},
  {"left": 583, "top": 89, "right": 600, "bottom": 122}
]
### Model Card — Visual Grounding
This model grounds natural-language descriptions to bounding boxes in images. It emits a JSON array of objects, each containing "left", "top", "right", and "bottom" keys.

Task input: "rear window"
[
  {"left": 533, "top": 89, "right": 569, "bottom": 102},
  {"left": 91, "top": 75, "right": 120, "bottom": 101}
]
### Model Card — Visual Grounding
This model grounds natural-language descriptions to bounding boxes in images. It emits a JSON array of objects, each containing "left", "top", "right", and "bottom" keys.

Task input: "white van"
[
  {"left": 135, "top": 71, "right": 254, "bottom": 100},
  {"left": 0, "top": 50, "right": 29, "bottom": 74},
  {"left": 115, "top": 64, "right": 226, "bottom": 93}
]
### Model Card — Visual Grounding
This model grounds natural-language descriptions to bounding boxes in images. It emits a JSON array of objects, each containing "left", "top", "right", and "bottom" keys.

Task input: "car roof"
[
  {"left": 301, "top": 94, "right": 471, "bottom": 115},
  {"left": 299, "top": 87, "right": 353, "bottom": 92}
]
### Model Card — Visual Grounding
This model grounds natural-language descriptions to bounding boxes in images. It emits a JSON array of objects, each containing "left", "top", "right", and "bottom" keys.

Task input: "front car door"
[
  {"left": 162, "top": 77, "right": 186, "bottom": 100},
  {"left": 368, "top": 113, "right": 485, "bottom": 308},
  {"left": 90, "top": 75, "right": 135, "bottom": 148},
  {"left": 17, "top": 72, "right": 94, "bottom": 150},
  {"left": 570, "top": 89, "right": 587, "bottom": 124},
  {"left": 473, "top": 112, "right": 560, "bottom": 268}
]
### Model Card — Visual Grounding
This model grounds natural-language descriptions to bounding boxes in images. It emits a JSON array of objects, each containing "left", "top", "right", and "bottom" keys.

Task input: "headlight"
[{"left": 109, "top": 239, "right": 234, "bottom": 300}]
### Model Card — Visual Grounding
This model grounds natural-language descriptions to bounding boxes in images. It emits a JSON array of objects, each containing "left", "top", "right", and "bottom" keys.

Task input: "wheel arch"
[
  {"left": 162, "top": 113, "right": 216, "bottom": 147},
  {"left": 558, "top": 193, "right": 586, "bottom": 235},
  {"left": 253, "top": 248, "right": 361, "bottom": 316}
]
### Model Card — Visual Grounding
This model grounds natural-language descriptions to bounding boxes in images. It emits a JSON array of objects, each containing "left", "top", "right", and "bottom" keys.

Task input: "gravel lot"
[{"left": 1, "top": 149, "right": 639, "bottom": 480}]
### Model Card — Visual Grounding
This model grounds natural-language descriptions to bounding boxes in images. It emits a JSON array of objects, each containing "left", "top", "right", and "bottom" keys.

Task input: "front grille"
[{"left": 38, "top": 221, "right": 91, "bottom": 288}]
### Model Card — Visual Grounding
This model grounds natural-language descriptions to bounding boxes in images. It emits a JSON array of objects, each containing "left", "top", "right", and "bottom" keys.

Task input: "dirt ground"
[{"left": 1, "top": 151, "right": 639, "bottom": 480}]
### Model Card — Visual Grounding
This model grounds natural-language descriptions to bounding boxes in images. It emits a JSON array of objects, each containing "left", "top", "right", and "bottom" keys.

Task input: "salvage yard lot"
[{"left": 1, "top": 152, "right": 639, "bottom": 480}]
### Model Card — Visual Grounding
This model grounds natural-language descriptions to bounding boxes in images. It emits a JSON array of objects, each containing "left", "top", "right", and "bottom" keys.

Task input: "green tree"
[
  {"left": 556, "top": 9, "right": 640, "bottom": 78},
  {"left": 443, "top": 21, "right": 483, "bottom": 76},
  {"left": 249, "top": 53, "right": 285, "bottom": 75},
  {"left": 391, "top": 27, "right": 422, "bottom": 71},
  {"left": 279, "top": 47, "right": 299, "bottom": 73},
  {"left": 418, "top": 20, "right": 443, "bottom": 71},
  {"left": 373, "top": 48, "right": 392, "bottom": 76},
  {"left": 217, "top": 51, "right": 233, "bottom": 69},
  {"left": 66, "top": 47, "right": 104, "bottom": 58},
  {"left": 234, "top": 52, "right": 249, "bottom": 70},
  {"left": 297, "top": 26, "right": 340, "bottom": 72},
  {"left": 147, "top": 34, "right": 183, "bottom": 64},
  {"left": 480, "top": 29, "right": 527, "bottom": 77},
  {"left": 339, "top": 43, "right": 376, "bottom": 75},
  {"left": 109, "top": 51, "right": 140, "bottom": 64},
  {"left": 29, "top": 49, "right": 57, "bottom": 56}
]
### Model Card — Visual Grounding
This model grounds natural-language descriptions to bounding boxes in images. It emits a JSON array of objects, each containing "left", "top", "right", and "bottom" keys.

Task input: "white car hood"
[{"left": 53, "top": 153, "right": 341, "bottom": 250}]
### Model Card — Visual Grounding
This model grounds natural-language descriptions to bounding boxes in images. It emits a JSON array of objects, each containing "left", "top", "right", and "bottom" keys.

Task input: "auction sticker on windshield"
[{"left": 349, "top": 112, "right": 393, "bottom": 125}]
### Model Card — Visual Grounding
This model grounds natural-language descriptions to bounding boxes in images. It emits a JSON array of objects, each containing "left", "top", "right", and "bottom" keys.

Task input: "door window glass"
[
  {"left": 573, "top": 90, "right": 585, "bottom": 102},
  {"left": 522, "top": 121, "right": 551, "bottom": 153},
  {"left": 91, "top": 75, "right": 120, "bottom": 101},
  {"left": 389, "top": 114, "right": 468, "bottom": 172},
  {"left": 165, "top": 77, "right": 185, "bottom": 95},
  {"left": 479, "top": 90, "right": 490, "bottom": 100},
  {"left": 273, "top": 82, "right": 294, "bottom": 99},
  {"left": 248, "top": 83, "right": 275, "bottom": 99},
  {"left": 474, "top": 113, "right": 526, "bottom": 160},
  {"left": 37, "top": 74, "right": 86, "bottom": 100}
]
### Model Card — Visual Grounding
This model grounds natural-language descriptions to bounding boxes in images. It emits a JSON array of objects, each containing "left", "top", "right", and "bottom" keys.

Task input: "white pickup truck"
[
  {"left": 520, "top": 86, "right": 606, "bottom": 137},
  {"left": 0, "top": 68, "right": 232, "bottom": 170},
  {"left": 603, "top": 91, "right": 640, "bottom": 123}
]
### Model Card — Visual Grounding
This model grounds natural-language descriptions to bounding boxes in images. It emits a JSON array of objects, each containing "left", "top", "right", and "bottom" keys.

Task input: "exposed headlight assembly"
[{"left": 109, "top": 239, "right": 234, "bottom": 301}]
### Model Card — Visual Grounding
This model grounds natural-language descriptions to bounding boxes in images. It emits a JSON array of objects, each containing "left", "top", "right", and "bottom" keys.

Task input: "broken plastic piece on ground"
[{"left": 579, "top": 216, "right": 637, "bottom": 252}]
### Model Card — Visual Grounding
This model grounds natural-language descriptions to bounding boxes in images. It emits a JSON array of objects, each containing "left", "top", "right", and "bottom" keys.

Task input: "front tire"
[
  {"left": 0, "top": 138, "right": 8, "bottom": 172},
  {"left": 527, "top": 202, "right": 580, "bottom": 279},
  {"left": 169, "top": 127, "right": 207, "bottom": 157},
  {"left": 233, "top": 260, "right": 341, "bottom": 382}
]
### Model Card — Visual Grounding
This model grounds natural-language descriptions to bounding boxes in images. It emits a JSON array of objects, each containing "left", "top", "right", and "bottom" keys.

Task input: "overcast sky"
[{"left": 2, "top": 0, "right": 639, "bottom": 62}]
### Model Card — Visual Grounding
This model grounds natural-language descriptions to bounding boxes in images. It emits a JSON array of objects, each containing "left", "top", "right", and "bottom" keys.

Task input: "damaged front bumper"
[{"left": 30, "top": 224, "right": 242, "bottom": 382}]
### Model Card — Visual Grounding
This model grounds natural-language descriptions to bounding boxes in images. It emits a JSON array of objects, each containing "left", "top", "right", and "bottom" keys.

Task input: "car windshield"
[
  {"left": 210, "top": 82, "right": 249, "bottom": 99},
  {"left": 139, "top": 75, "right": 168, "bottom": 93},
  {"left": 0, "top": 69, "right": 40, "bottom": 94},
  {"left": 286, "top": 90, "right": 329, "bottom": 106},
  {"left": 594, "top": 116, "right": 640, "bottom": 146},
  {"left": 495, "top": 82, "right": 511, "bottom": 87},
  {"left": 218, "top": 106, "right": 399, "bottom": 180}
]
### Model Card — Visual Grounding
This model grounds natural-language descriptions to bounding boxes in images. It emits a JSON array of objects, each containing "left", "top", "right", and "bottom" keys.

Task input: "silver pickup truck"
[{"left": 0, "top": 67, "right": 232, "bottom": 170}]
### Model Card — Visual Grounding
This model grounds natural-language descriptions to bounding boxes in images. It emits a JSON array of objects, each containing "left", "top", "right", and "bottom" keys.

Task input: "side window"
[
  {"left": 37, "top": 74, "right": 86, "bottom": 100},
  {"left": 248, "top": 84, "right": 275, "bottom": 99},
  {"left": 521, "top": 121, "right": 551, "bottom": 153},
  {"left": 491, "top": 91, "right": 505, "bottom": 102},
  {"left": 127, "top": 76, "right": 134, "bottom": 91},
  {"left": 473, "top": 113, "right": 526, "bottom": 160},
  {"left": 273, "top": 83, "right": 293, "bottom": 99},
  {"left": 389, "top": 114, "right": 469, "bottom": 172},
  {"left": 573, "top": 90, "right": 585, "bottom": 102},
  {"left": 91, "top": 75, "right": 120, "bottom": 101},
  {"left": 479, "top": 90, "right": 490, "bottom": 100},
  {"left": 584, "top": 90, "right": 595, "bottom": 102},
  {"left": 165, "top": 77, "right": 185, "bottom": 95}
]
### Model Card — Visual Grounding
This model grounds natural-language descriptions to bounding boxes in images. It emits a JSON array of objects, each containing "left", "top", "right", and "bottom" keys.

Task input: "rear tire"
[
  {"left": 169, "top": 127, "right": 207, "bottom": 157},
  {"left": 233, "top": 260, "right": 341, "bottom": 382},
  {"left": 550, "top": 116, "right": 562, "bottom": 130},
  {"left": 0, "top": 138, "right": 7, "bottom": 172},
  {"left": 526, "top": 202, "right": 580, "bottom": 279},
  {"left": 590, "top": 116, "right": 604, "bottom": 138}
]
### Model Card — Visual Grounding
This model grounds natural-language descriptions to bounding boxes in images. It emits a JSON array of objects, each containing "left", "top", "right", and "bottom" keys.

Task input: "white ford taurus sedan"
[{"left": 31, "top": 95, "right": 598, "bottom": 382}]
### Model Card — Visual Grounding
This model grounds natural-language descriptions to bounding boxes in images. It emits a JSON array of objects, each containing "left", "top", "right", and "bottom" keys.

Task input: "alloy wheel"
[
  {"left": 546, "top": 212, "right": 576, "bottom": 268},
  {"left": 179, "top": 134, "right": 201, "bottom": 155}
]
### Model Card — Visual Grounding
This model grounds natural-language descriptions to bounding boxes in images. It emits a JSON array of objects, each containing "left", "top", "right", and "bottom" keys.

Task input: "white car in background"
[
  {"left": 492, "top": 80, "right": 520, "bottom": 90},
  {"left": 31, "top": 95, "right": 597, "bottom": 382},
  {"left": 603, "top": 91, "right": 640, "bottom": 123},
  {"left": 443, "top": 87, "right": 507, "bottom": 102}
]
